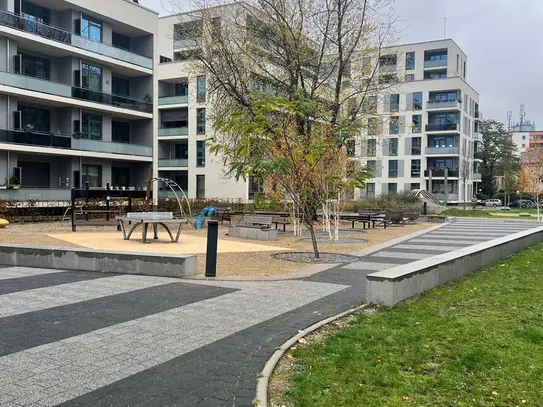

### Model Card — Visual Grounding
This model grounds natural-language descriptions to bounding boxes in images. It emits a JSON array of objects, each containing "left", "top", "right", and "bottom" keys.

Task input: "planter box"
[{"left": 228, "top": 225, "right": 278, "bottom": 241}]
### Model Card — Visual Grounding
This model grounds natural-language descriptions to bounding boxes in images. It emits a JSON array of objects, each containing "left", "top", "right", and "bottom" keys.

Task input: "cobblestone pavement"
[{"left": 0, "top": 218, "right": 539, "bottom": 406}]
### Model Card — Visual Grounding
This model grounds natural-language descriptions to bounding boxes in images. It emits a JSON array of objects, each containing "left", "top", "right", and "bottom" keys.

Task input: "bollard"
[
  {"left": 205, "top": 221, "right": 219, "bottom": 277},
  {"left": 422, "top": 202, "right": 427, "bottom": 215}
]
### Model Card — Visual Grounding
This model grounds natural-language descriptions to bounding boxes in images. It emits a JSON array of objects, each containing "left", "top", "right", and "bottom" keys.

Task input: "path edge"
[{"left": 254, "top": 303, "right": 370, "bottom": 407}]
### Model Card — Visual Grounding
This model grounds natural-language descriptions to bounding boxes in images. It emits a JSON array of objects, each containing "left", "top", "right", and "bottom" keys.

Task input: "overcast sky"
[{"left": 140, "top": 0, "right": 543, "bottom": 129}]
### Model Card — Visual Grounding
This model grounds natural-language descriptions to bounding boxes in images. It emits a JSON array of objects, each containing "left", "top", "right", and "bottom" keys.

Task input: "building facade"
[
  {"left": 356, "top": 39, "right": 482, "bottom": 203},
  {"left": 0, "top": 0, "right": 157, "bottom": 199}
]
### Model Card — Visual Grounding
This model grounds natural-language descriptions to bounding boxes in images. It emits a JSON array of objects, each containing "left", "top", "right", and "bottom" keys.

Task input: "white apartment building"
[
  {"left": 156, "top": 13, "right": 250, "bottom": 201},
  {"left": 508, "top": 132, "right": 530, "bottom": 154},
  {"left": 0, "top": 0, "right": 157, "bottom": 200},
  {"left": 358, "top": 39, "right": 482, "bottom": 203}
]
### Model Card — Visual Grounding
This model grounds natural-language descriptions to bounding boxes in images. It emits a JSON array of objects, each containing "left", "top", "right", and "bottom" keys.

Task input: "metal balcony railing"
[{"left": 426, "top": 123, "right": 459, "bottom": 132}]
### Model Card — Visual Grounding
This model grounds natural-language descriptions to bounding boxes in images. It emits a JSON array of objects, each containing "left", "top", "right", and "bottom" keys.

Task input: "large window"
[
  {"left": 346, "top": 139, "right": 355, "bottom": 157},
  {"left": 22, "top": 0, "right": 50, "bottom": 24},
  {"left": 411, "top": 159, "right": 421, "bottom": 177},
  {"left": 197, "top": 108, "right": 206, "bottom": 135},
  {"left": 112, "top": 120, "right": 129, "bottom": 143},
  {"left": 196, "top": 175, "right": 205, "bottom": 199},
  {"left": 112, "top": 167, "right": 130, "bottom": 187},
  {"left": 112, "top": 76, "right": 130, "bottom": 96},
  {"left": 390, "top": 94, "right": 399, "bottom": 112},
  {"left": 19, "top": 106, "right": 50, "bottom": 132},
  {"left": 197, "top": 76, "right": 206, "bottom": 103},
  {"left": 175, "top": 142, "right": 189, "bottom": 159},
  {"left": 368, "top": 118, "right": 378, "bottom": 136},
  {"left": 112, "top": 32, "right": 130, "bottom": 50},
  {"left": 81, "top": 15, "right": 102, "bottom": 42},
  {"left": 388, "top": 160, "right": 398, "bottom": 178},
  {"left": 424, "top": 70, "right": 447, "bottom": 80},
  {"left": 21, "top": 54, "right": 50, "bottom": 80},
  {"left": 389, "top": 138, "right": 398, "bottom": 156},
  {"left": 389, "top": 116, "right": 399, "bottom": 134},
  {"left": 82, "top": 63, "right": 102, "bottom": 91},
  {"left": 366, "top": 160, "right": 376, "bottom": 176},
  {"left": 431, "top": 112, "right": 457, "bottom": 125},
  {"left": 82, "top": 165, "right": 102, "bottom": 188},
  {"left": 413, "top": 92, "right": 423, "bottom": 110},
  {"left": 431, "top": 91, "right": 457, "bottom": 102},
  {"left": 367, "top": 139, "right": 376, "bottom": 156},
  {"left": 405, "top": 51, "right": 415, "bottom": 70},
  {"left": 388, "top": 183, "right": 397, "bottom": 194},
  {"left": 196, "top": 140, "right": 206, "bottom": 166},
  {"left": 82, "top": 113, "right": 102, "bottom": 140},
  {"left": 412, "top": 114, "right": 422, "bottom": 133},
  {"left": 411, "top": 137, "right": 421, "bottom": 155},
  {"left": 405, "top": 74, "right": 415, "bottom": 82},
  {"left": 174, "top": 81, "right": 188, "bottom": 97},
  {"left": 430, "top": 135, "right": 456, "bottom": 148}
]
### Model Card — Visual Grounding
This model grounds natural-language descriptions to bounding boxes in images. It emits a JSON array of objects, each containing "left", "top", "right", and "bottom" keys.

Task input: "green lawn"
[
  {"left": 440, "top": 208, "right": 540, "bottom": 219},
  {"left": 280, "top": 243, "right": 543, "bottom": 406}
]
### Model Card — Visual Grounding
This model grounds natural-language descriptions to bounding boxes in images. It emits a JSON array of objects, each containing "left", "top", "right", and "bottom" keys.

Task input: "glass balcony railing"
[
  {"left": 433, "top": 193, "right": 459, "bottom": 202},
  {"left": 473, "top": 132, "right": 482, "bottom": 141},
  {"left": 424, "top": 168, "right": 459, "bottom": 177},
  {"left": 71, "top": 88, "right": 152, "bottom": 113},
  {"left": 472, "top": 173, "right": 482, "bottom": 182},
  {"left": 0, "top": 188, "right": 71, "bottom": 200},
  {"left": 0, "top": 10, "right": 152, "bottom": 69},
  {"left": 426, "top": 123, "right": 459, "bottom": 132},
  {"left": 425, "top": 146, "right": 460, "bottom": 155},
  {"left": 0, "top": 69, "right": 71, "bottom": 97},
  {"left": 159, "top": 95, "right": 189, "bottom": 105},
  {"left": 424, "top": 59, "right": 447, "bottom": 68},
  {"left": 173, "top": 38, "right": 200, "bottom": 49},
  {"left": 158, "top": 127, "right": 189, "bottom": 137},
  {"left": 426, "top": 100, "right": 461, "bottom": 109},
  {"left": 0, "top": 128, "right": 152, "bottom": 157},
  {"left": 158, "top": 159, "right": 189, "bottom": 167}
]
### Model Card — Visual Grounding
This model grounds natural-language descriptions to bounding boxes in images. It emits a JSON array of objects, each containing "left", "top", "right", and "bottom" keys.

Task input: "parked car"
[
  {"left": 485, "top": 199, "right": 503, "bottom": 207},
  {"left": 510, "top": 200, "right": 536, "bottom": 208}
]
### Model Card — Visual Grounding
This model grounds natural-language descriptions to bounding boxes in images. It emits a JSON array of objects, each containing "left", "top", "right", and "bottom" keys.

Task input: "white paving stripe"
[
  {"left": 342, "top": 261, "right": 399, "bottom": 270},
  {"left": 0, "top": 267, "right": 68, "bottom": 280},
  {"left": 409, "top": 238, "right": 485, "bottom": 245},
  {"left": 423, "top": 234, "right": 497, "bottom": 240},
  {"left": 393, "top": 244, "right": 464, "bottom": 252},
  {"left": 371, "top": 251, "right": 432, "bottom": 260},
  {"left": 0, "top": 280, "right": 347, "bottom": 407},
  {"left": 0, "top": 275, "right": 179, "bottom": 318}
]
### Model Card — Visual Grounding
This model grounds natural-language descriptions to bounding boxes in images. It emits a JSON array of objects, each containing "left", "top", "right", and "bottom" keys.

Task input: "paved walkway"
[{"left": 0, "top": 218, "right": 540, "bottom": 407}]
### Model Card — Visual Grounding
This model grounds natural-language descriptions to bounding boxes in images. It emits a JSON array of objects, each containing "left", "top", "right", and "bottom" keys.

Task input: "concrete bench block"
[{"left": 228, "top": 225, "right": 278, "bottom": 241}]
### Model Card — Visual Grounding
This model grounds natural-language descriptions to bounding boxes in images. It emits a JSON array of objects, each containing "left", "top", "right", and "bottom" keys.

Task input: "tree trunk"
[{"left": 307, "top": 220, "right": 320, "bottom": 258}]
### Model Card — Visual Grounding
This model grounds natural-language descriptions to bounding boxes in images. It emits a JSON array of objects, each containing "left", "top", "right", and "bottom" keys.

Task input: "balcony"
[
  {"left": 474, "top": 111, "right": 481, "bottom": 119},
  {"left": 0, "top": 128, "right": 152, "bottom": 157},
  {"left": 474, "top": 151, "right": 483, "bottom": 160},
  {"left": 158, "top": 159, "right": 189, "bottom": 167},
  {"left": 425, "top": 146, "right": 460, "bottom": 155},
  {"left": 173, "top": 38, "right": 200, "bottom": 49},
  {"left": 424, "top": 168, "right": 459, "bottom": 177},
  {"left": 426, "top": 123, "right": 460, "bottom": 132},
  {"left": 159, "top": 95, "right": 189, "bottom": 106},
  {"left": 0, "top": 188, "right": 71, "bottom": 200},
  {"left": 473, "top": 132, "right": 482, "bottom": 142},
  {"left": 424, "top": 59, "right": 447, "bottom": 69},
  {"left": 158, "top": 128, "right": 189, "bottom": 137},
  {"left": 379, "top": 64, "right": 397, "bottom": 73},
  {"left": 0, "top": 70, "right": 152, "bottom": 113},
  {"left": 0, "top": 10, "right": 152, "bottom": 69},
  {"left": 472, "top": 173, "right": 482, "bottom": 182},
  {"left": 426, "top": 100, "right": 461, "bottom": 109}
]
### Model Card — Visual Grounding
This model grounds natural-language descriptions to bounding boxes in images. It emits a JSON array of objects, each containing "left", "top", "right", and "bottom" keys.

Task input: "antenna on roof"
[{"left": 444, "top": 18, "right": 447, "bottom": 39}]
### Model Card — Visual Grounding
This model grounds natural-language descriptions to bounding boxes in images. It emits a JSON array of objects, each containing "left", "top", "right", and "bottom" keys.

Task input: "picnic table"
[
  {"left": 116, "top": 212, "right": 188, "bottom": 243},
  {"left": 341, "top": 212, "right": 385, "bottom": 229}
]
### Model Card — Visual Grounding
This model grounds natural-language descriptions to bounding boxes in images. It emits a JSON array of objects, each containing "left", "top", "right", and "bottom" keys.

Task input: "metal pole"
[
  {"left": 205, "top": 221, "right": 219, "bottom": 277},
  {"left": 144, "top": 168, "right": 152, "bottom": 212},
  {"left": 71, "top": 187, "right": 76, "bottom": 232},
  {"left": 422, "top": 202, "right": 427, "bottom": 216}
]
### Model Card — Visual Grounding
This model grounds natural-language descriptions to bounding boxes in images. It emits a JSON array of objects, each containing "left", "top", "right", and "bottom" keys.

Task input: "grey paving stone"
[
  {"left": 370, "top": 251, "right": 433, "bottom": 260},
  {"left": 0, "top": 267, "right": 69, "bottom": 280},
  {"left": 342, "top": 261, "right": 399, "bottom": 270},
  {"left": 392, "top": 244, "right": 463, "bottom": 252},
  {"left": 408, "top": 238, "right": 486, "bottom": 245}
]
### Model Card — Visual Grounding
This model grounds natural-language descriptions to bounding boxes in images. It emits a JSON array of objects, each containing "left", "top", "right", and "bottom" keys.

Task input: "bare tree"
[{"left": 459, "top": 145, "right": 471, "bottom": 210}]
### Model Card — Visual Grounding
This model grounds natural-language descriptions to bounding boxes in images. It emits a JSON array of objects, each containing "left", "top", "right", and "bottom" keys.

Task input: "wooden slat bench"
[
  {"left": 231, "top": 214, "right": 273, "bottom": 229},
  {"left": 272, "top": 215, "right": 290, "bottom": 231}
]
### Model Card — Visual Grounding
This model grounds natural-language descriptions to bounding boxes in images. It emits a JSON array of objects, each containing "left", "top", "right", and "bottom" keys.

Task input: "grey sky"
[{"left": 140, "top": 0, "right": 543, "bottom": 129}]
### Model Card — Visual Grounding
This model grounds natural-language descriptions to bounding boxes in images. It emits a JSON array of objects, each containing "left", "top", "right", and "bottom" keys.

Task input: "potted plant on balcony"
[
  {"left": 0, "top": 178, "right": 7, "bottom": 190},
  {"left": 9, "top": 175, "right": 20, "bottom": 190}
]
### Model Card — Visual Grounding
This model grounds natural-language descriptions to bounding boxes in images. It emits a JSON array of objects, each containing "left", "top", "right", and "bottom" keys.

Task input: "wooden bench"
[
  {"left": 73, "top": 209, "right": 123, "bottom": 229},
  {"left": 403, "top": 210, "right": 420, "bottom": 224},
  {"left": 272, "top": 215, "right": 290, "bottom": 231},
  {"left": 231, "top": 214, "right": 273, "bottom": 229},
  {"left": 211, "top": 206, "right": 233, "bottom": 225},
  {"left": 375, "top": 211, "right": 405, "bottom": 228}
]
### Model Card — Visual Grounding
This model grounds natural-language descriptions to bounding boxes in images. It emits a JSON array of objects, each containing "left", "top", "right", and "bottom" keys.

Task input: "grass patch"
[
  {"left": 440, "top": 208, "right": 497, "bottom": 218},
  {"left": 274, "top": 242, "right": 543, "bottom": 406}
]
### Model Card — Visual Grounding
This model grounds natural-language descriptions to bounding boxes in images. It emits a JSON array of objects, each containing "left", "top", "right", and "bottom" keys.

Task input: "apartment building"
[
  {"left": 156, "top": 12, "right": 250, "bottom": 201},
  {"left": 0, "top": 0, "right": 158, "bottom": 200},
  {"left": 358, "top": 39, "right": 482, "bottom": 203},
  {"left": 508, "top": 132, "right": 531, "bottom": 153}
]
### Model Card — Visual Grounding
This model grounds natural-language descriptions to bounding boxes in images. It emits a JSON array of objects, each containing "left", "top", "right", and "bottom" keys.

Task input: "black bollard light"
[
  {"left": 205, "top": 221, "right": 219, "bottom": 277},
  {"left": 422, "top": 202, "right": 427, "bottom": 215}
]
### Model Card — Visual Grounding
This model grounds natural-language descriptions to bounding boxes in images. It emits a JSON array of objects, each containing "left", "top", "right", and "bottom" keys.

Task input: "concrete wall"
[{"left": 366, "top": 226, "right": 543, "bottom": 306}]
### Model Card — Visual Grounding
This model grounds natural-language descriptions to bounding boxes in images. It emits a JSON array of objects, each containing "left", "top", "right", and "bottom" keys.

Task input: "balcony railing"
[
  {"left": 474, "top": 151, "right": 483, "bottom": 160},
  {"left": 424, "top": 168, "right": 459, "bottom": 177},
  {"left": 433, "top": 193, "right": 459, "bottom": 202},
  {"left": 158, "top": 127, "right": 189, "bottom": 137},
  {"left": 0, "top": 10, "right": 152, "bottom": 69},
  {"left": 426, "top": 123, "right": 459, "bottom": 132},
  {"left": 426, "top": 100, "right": 461, "bottom": 109},
  {"left": 473, "top": 132, "right": 482, "bottom": 141},
  {"left": 158, "top": 159, "right": 189, "bottom": 167},
  {"left": 159, "top": 95, "right": 189, "bottom": 105},
  {"left": 0, "top": 69, "right": 152, "bottom": 113},
  {"left": 0, "top": 128, "right": 152, "bottom": 157},
  {"left": 425, "top": 146, "right": 460, "bottom": 155},
  {"left": 472, "top": 173, "right": 482, "bottom": 182},
  {"left": 0, "top": 188, "right": 71, "bottom": 200},
  {"left": 424, "top": 59, "right": 447, "bottom": 68},
  {"left": 173, "top": 38, "right": 200, "bottom": 49}
]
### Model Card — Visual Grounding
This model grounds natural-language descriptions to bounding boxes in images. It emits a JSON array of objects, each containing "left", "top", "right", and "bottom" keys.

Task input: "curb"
[{"left": 255, "top": 303, "right": 370, "bottom": 407}]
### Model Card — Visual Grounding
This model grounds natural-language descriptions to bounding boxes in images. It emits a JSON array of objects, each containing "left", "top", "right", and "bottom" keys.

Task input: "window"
[
  {"left": 425, "top": 50, "right": 448, "bottom": 62},
  {"left": 388, "top": 183, "right": 397, "bottom": 194},
  {"left": 21, "top": 54, "right": 50, "bottom": 80},
  {"left": 522, "top": 135, "right": 526, "bottom": 140},
  {"left": 430, "top": 135, "right": 456, "bottom": 148},
  {"left": 82, "top": 113, "right": 102, "bottom": 140},
  {"left": 112, "top": 76, "right": 129, "bottom": 97},
  {"left": 412, "top": 114, "right": 422, "bottom": 133},
  {"left": 389, "top": 116, "right": 399, "bottom": 134},
  {"left": 82, "top": 165, "right": 102, "bottom": 188},
  {"left": 366, "top": 182, "right": 375, "bottom": 196},
  {"left": 424, "top": 70, "right": 447, "bottom": 80},
  {"left": 160, "top": 55, "right": 173, "bottom": 63},
  {"left": 22, "top": 0, "right": 50, "bottom": 24},
  {"left": 431, "top": 91, "right": 458, "bottom": 102},
  {"left": 81, "top": 15, "right": 102, "bottom": 42},
  {"left": 112, "top": 32, "right": 130, "bottom": 50},
  {"left": 197, "top": 76, "right": 206, "bottom": 103},
  {"left": 368, "top": 95, "right": 377, "bottom": 111},
  {"left": 390, "top": 94, "right": 399, "bottom": 112},
  {"left": 411, "top": 137, "right": 421, "bottom": 155},
  {"left": 389, "top": 138, "right": 398, "bottom": 156},
  {"left": 405, "top": 51, "right": 415, "bottom": 70},
  {"left": 196, "top": 140, "right": 206, "bottom": 166},
  {"left": 82, "top": 63, "right": 102, "bottom": 91},
  {"left": 196, "top": 108, "right": 206, "bottom": 135},
  {"left": 388, "top": 160, "right": 398, "bottom": 177},
  {"left": 366, "top": 160, "right": 376, "bottom": 175},
  {"left": 19, "top": 106, "right": 50, "bottom": 132},
  {"left": 411, "top": 159, "right": 421, "bottom": 177},
  {"left": 367, "top": 139, "right": 376, "bottom": 156},
  {"left": 413, "top": 92, "right": 422, "bottom": 110},
  {"left": 112, "top": 167, "right": 130, "bottom": 187},
  {"left": 368, "top": 118, "right": 378, "bottom": 136},
  {"left": 174, "top": 81, "right": 188, "bottom": 96},
  {"left": 463, "top": 61, "right": 466, "bottom": 78},
  {"left": 112, "top": 120, "right": 129, "bottom": 143},
  {"left": 522, "top": 144, "right": 526, "bottom": 148},
  {"left": 175, "top": 142, "right": 188, "bottom": 159},
  {"left": 410, "top": 183, "right": 420, "bottom": 191},
  {"left": 346, "top": 139, "right": 355, "bottom": 157},
  {"left": 405, "top": 74, "right": 415, "bottom": 82},
  {"left": 248, "top": 176, "right": 263, "bottom": 199},
  {"left": 456, "top": 54, "right": 459, "bottom": 72},
  {"left": 196, "top": 175, "right": 205, "bottom": 199}
]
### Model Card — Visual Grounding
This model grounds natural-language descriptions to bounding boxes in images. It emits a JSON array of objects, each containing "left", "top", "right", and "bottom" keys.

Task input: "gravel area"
[
  {"left": 273, "top": 252, "right": 360, "bottom": 264},
  {"left": 0, "top": 221, "right": 436, "bottom": 277},
  {"left": 301, "top": 237, "right": 368, "bottom": 243}
]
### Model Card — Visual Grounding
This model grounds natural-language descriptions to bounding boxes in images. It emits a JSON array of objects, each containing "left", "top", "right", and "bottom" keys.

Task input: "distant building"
[{"left": 508, "top": 131, "right": 543, "bottom": 154}]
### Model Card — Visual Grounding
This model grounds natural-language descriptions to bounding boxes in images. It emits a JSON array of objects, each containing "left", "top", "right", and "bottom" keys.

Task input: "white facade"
[
  {"left": 357, "top": 39, "right": 482, "bottom": 203},
  {"left": 508, "top": 132, "right": 530, "bottom": 153},
  {"left": 0, "top": 0, "right": 157, "bottom": 199}
]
